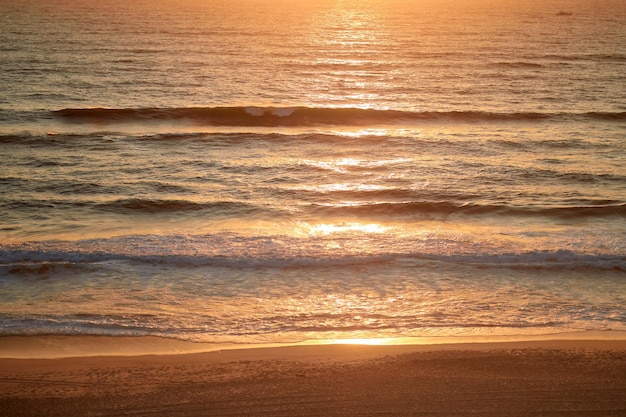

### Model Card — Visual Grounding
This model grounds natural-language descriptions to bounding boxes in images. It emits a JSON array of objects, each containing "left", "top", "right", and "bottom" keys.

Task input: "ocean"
[{"left": 1, "top": 0, "right": 625, "bottom": 346}]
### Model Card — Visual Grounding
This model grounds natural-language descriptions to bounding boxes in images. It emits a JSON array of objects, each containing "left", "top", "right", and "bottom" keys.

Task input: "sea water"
[{"left": 1, "top": 0, "right": 625, "bottom": 345}]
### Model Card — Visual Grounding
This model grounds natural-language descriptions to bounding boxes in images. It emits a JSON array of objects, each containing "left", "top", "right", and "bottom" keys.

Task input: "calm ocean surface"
[{"left": 1, "top": 0, "right": 625, "bottom": 345}]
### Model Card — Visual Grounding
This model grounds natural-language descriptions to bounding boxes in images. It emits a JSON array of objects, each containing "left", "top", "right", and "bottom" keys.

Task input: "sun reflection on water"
[{"left": 308, "top": 222, "right": 389, "bottom": 235}]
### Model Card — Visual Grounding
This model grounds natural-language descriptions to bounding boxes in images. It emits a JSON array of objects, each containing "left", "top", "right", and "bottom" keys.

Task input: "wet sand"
[{"left": 1, "top": 338, "right": 625, "bottom": 417}]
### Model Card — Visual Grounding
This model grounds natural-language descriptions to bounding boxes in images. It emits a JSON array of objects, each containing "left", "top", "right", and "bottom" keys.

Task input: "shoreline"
[
  {"left": 1, "top": 337, "right": 625, "bottom": 417},
  {"left": 1, "top": 330, "right": 626, "bottom": 359}
]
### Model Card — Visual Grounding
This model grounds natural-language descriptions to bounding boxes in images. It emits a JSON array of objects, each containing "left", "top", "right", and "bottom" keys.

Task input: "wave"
[
  {"left": 52, "top": 106, "right": 626, "bottom": 126},
  {"left": 491, "top": 61, "right": 544, "bottom": 68},
  {"left": 305, "top": 201, "right": 626, "bottom": 220},
  {"left": 1, "top": 235, "right": 624, "bottom": 271},
  {"left": 585, "top": 111, "right": 626, "bottom": 120},
  {"left": 96, "top": 198, "right": 262, "bottom": 215},
  {"left": 532, "top": 53, "right": 626, "bottom": 62},
  {"left": 0, "top": 198, "right": 272, "bottom": 218},
  {"left": 4, "top": 197, "right": 624, "bottom": 220}
]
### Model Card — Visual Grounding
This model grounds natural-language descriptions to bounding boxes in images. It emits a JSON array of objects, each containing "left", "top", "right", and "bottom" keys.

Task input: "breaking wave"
[{"left": 1, "top": 234, "right": 625, "bottom": 271}]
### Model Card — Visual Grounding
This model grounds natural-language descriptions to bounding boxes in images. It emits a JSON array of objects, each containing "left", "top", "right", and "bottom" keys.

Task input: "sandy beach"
[{"left": 1, "top": 338, "right": 625, "bottom": 417}]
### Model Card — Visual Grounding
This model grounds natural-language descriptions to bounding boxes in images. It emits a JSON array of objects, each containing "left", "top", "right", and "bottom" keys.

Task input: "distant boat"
[{"left": 556, "top": 11, "right": 573, "bottom": 16}]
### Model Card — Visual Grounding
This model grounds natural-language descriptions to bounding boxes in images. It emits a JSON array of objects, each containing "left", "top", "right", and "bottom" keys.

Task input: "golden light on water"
[
  {"left": 308, "top": 222, "right": 389, "bottom": 235},
  {"left": 301, "top": 156, "right": 413, "bottom": 173}
]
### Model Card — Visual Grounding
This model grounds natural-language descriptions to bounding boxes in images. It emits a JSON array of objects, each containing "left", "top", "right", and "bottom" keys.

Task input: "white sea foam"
[
  {"left": 244, "top": 106, "right": 264, "bottom": 117},
  {"left": 271, "top": 107, "right": 296, "bottom": 117}
]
